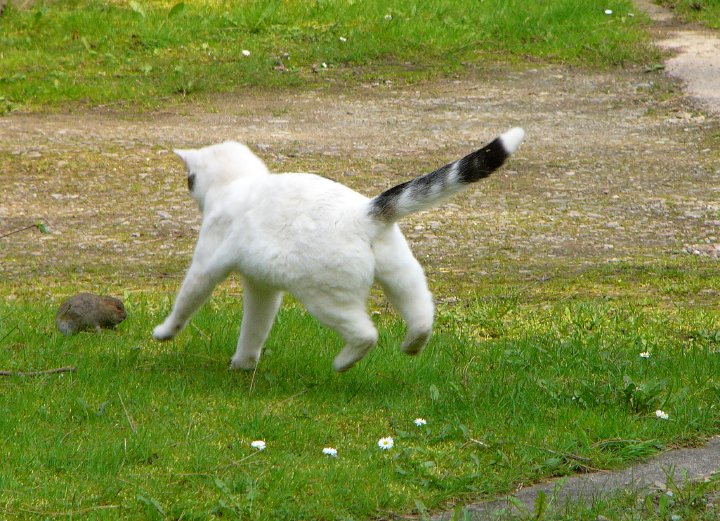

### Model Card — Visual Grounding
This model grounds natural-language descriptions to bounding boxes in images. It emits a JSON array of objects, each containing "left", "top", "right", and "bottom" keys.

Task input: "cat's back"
[
  {"left": 263, "top": 172, "right": 366, "bottom": 203},
  {"left": 210, "top": 172, "right": 378, "bottom": 284},
  {"left": 223, "top": 172, "right": 369, "bottom": 221}
]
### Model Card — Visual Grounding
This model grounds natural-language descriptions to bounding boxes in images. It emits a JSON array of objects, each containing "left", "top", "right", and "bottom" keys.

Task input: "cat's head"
[{"left": 173, "top": 141, "right": 270, "bottom": 211}]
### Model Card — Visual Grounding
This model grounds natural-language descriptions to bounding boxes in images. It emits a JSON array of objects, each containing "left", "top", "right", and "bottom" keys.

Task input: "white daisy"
[
  {"left": 640, "top": 351, "right": 651, "bottom": 359},
  {"left": 242, "top": 49, "right": 251, "bottom": 57},
  {"left": 322, "top": 447, "right": 338, "bottom": 457},
  {"left": 250, "top": 440, "right": 266, "bottom": 450},
  {"left": 655, "top": 410, "right": 669, "bottom": 420},
  {"left": 377, "top": 437, "right": 394, "bottom": 450},
  {"left": 414, "top": 418, "right": 427, "bottom": 427}
]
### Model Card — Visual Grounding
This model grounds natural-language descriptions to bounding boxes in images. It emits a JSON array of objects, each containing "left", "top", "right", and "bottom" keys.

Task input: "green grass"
[
  {"left": 0, "top": 0, "right": 658, "bottom": 111},
  {"left": 656, "top": 0, "right": 720, "bottom": 29},
  {"left": 2, "top": 289, "right": 719, "bottom": 519}
]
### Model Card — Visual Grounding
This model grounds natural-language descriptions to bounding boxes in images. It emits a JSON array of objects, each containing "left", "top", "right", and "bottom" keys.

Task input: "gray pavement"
[{"left": 434, "top": 438, "right": 720, "bottom": 520}]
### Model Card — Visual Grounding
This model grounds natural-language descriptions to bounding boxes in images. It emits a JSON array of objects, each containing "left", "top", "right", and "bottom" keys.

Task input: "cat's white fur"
[{"left": 153, "top": 129, "right": 525, "bottom": 372}]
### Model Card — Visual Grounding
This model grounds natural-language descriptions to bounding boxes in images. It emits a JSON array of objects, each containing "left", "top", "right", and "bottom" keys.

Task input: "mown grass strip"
[
  {"left": 656, "top": 0, "right": 720, "bottom": 29},
  {"left": 0, "top": 0, "right": 658, "bottom": 110}
]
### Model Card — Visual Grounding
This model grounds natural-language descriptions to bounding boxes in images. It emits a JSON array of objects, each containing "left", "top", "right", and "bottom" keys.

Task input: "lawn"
[
  {"left": 1, "top": 265, "right": 720, "bottom": 519},
  {"left": 0, "top": 0, "right": 658, "bottom": 111}
]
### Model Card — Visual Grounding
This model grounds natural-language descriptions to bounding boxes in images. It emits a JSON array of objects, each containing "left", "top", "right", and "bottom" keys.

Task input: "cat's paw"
[
  {"left": 332, "top": 356, "right": 357, "bottom": 373},
  {"left": 400, "top": 329, "right": 431, "bottom": 355},
  {"left": 152, "top": 323, "right": 176, "bottom": 341},
  {"left": 230, "top": 354, "right": 259, "bottom": 371},
  {"left": 332, "top": 343, "right": 373, "bottom": 372}
]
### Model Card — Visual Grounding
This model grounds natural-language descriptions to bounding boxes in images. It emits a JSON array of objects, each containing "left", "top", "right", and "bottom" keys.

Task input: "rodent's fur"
[{"left": 56, "top": 293, "right": 126, "bottom": 335}]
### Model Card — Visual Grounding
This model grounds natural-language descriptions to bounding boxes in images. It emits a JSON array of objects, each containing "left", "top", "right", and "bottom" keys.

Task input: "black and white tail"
[{"left": 368, "top": 127, "right": 525, "bottom": 221}]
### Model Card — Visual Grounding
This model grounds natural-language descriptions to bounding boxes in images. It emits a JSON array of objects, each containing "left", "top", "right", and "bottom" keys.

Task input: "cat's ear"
[{"left": 173, "top": 148, "right": 194, "bottom": 166}]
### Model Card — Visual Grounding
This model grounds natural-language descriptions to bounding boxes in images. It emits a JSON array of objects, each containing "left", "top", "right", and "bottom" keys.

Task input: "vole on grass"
[{"left": 56, "top": 293, "right": 126, "bottom": 335}]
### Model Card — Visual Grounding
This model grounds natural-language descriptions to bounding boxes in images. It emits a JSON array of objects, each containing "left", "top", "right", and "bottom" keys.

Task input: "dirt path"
[
  {"left": 2, "top": 62, "right": 718, "bottom": 297},
  {"left": 635, "top": 0, "right": 720, "bottom": 116}
]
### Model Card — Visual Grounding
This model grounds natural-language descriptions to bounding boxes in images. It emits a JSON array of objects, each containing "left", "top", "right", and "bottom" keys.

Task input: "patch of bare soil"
[
  {"left": 0, "top": 62, "right": 718, "bottom": 298},
  {"left": 635, "top": 0, "right": 720, "bottom": 117}
]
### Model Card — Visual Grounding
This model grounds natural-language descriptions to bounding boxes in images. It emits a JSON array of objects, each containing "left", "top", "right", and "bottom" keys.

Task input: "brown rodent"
[{"left": 55, "top": 293, "right": 127, "bottom": 335}]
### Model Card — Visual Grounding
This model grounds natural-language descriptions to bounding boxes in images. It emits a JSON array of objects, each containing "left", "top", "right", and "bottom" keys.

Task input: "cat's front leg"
[
  {"left": 230, "top": 282, "right": 283, "bottom": 370},
  {"left": 152, "top": 320, "right": 182, "bottom": 341},
  {"left": 153, "top": 263, "right": 227, "bottom": 341}
]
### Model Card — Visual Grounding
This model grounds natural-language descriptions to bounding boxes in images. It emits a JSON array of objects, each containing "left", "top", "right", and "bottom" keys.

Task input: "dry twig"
[{"left": 0, "top": 366, "right": 76, "bottom": 377}]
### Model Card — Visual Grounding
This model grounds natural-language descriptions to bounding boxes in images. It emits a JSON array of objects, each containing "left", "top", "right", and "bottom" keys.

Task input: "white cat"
[{"left": 153, "top": 127, "right": 525, "bottom": 372}]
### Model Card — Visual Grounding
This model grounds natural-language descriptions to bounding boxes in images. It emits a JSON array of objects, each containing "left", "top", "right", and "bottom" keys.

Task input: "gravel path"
[{"left": 2, "top": 62, "right": 717, "bottom": 296}]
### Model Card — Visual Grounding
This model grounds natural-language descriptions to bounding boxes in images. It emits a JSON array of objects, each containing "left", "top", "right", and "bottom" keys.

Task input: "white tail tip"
[{"left": 500, "top": 127, "right": 525, "bottom": 155}]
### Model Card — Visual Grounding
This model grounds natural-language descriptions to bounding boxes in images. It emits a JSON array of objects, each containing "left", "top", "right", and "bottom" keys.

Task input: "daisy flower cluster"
[
  {"left": 248, "top": 417, "right": 429, "bottom": 458},
  {"left": 655, "top": 410, "right": 670, "bottom": 420},
  {"left": 322, "top": 447, "right": 338, "bottom": 457}
]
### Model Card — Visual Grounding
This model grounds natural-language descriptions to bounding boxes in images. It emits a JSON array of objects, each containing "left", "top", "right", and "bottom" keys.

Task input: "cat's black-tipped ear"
[
  {"left": 174, "top": 148, "right": 202, "bottom": 168},
  {"left": 173, "top": 148, "right": 192, "bottom": 165},
  {"left": 174, "top": 149, "right": 196, "bottom": 191}
]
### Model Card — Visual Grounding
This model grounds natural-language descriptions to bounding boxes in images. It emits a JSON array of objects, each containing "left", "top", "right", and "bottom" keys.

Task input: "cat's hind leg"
[
  {"left": 230, "top": 281, "right": 283, "bottom": 370},
  {"left": 303, "top": 298, "right": 378, "bottom": 372},
  {"left": 374, "top": 227, "right": 434, "bottom": 355}
]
